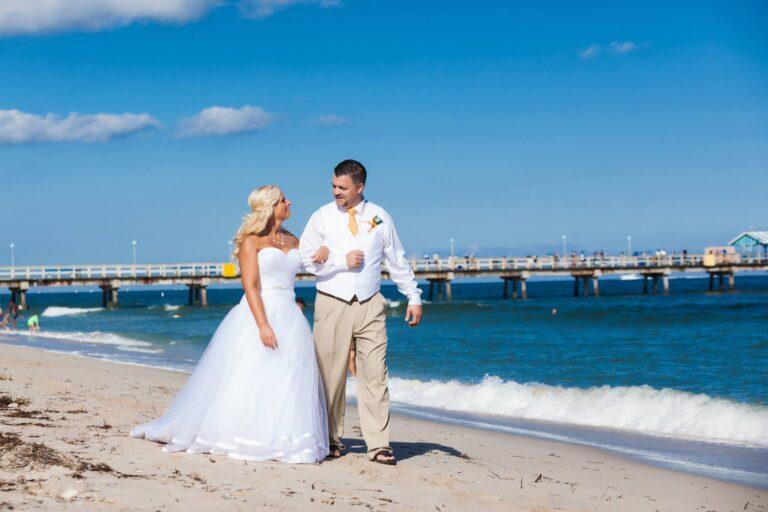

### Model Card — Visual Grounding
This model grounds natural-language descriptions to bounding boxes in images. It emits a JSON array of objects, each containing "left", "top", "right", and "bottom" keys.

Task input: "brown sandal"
[{"left": 370, "top": 449, "right": 397, "bottom": 466}]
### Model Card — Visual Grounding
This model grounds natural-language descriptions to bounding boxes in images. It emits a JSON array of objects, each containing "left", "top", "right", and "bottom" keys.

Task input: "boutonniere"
[{"left": 366, "top": 215, "right": 384, "bottom": 233}]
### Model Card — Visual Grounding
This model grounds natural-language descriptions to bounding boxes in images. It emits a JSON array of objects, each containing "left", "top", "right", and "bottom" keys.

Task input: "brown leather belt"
[{"left": 316, "top": 290, "right": 380, "bottom": 305}]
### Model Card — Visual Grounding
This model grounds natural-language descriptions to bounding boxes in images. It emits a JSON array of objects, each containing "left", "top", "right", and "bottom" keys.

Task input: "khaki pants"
[{"left": 313, "top": 292, "right": 390, "bottom": 458}]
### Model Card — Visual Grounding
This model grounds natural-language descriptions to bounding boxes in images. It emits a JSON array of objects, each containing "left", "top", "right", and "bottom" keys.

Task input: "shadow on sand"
[{"left": 342, "top": 438, "right": 465, "bottom": 462}]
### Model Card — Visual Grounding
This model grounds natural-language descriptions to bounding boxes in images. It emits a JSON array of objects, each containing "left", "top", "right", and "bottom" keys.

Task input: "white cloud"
[
  {"left": 0, "top": 0, "right": 341, "bottom": 36},
  {"left": 239, "top": 0, "right": 341, "bottom": 19},
  {"left": 578, "top": 41, "right": 641, "bottom": 59},
  {"left": 577, "top": 44, "right": 601, "bottom": 59},
  {"left": 608, "top": 41, "right": 638, "bottom": 55},
  {"left": 0, "top": 0, "right": 221, "bottom": 36},
  {"left": 309, "top": 114, "right": 349, "bottom": 126},
  {"left": 0, "top": 109, "right": 160, "bottom": 144},
  {"left": 177, "top": 105, "right": 275, "bottom": 138}
]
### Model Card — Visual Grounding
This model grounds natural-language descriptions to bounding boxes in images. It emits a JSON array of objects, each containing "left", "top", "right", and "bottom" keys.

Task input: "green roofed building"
[{"left": 729, "top": 231, "right": 768, "bottom": 255}]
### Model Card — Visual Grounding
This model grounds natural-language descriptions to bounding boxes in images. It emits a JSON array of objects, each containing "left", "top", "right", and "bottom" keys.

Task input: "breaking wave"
[
  {"left": 41, "top": 307, "right": 103, "bottom": 317},
  {"left": 17, "top": 330, "right": 163, "bottom": 354},
  {"left": 348, "top": 375, "right": 768, "bottom": 447}
]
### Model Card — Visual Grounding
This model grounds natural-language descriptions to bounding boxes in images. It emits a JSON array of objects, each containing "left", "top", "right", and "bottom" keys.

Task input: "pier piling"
[
  {"left": 571, "top": 271, "right": 601, "bottom": 297},
  {"left": 8, "top": 284, "right": 29, "bottom": 310},
  {"left": 706, "top": 271, "right": 735, "bottom": 293},
  {"left": 501, "top": 273, "right": 528, "bottom": 299},
  {"left": 99, "top": 282, "right": 120, "bottom": 308},
  {"left": 187, "top": 281, "right": 210, "bottom": 306}
]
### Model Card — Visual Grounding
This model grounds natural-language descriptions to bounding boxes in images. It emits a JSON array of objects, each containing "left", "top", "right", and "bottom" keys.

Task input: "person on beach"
[
  {"left": 26, "top": 313, "right": 40, "bottom": 332},
  {"left": 5, "top": 301, "right": 19, "bottom": 329},
  {"left": 299, "top": 159, "right": 423, "bottom": 465},
  {"left": 131, "top": 186, "right": 332, "bottom": 464}
]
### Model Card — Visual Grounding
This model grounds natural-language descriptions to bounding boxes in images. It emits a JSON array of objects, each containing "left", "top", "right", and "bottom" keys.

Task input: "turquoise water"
[{"left": 2, "top": 274, "right": 767, "bottom": 486}]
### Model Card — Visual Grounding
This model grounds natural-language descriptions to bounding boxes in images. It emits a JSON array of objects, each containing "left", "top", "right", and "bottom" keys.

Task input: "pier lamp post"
[
  {"left": 627, "top": 235, "right": 632, "bottom": 256},
  {"left": 562, "top": 235, "right": 567, "bottom": 257},
  {"left": 449, "top": 238, "right": 455, "bottom": 258},
  {"left": 132, "top": 240, "right": 137, "bottom": 268},
  {"left": 228, "top": 240, "right": 233, "bottom": 262},
  {"left": 9, "top": 242, "right": 14, "bottom": 268}
]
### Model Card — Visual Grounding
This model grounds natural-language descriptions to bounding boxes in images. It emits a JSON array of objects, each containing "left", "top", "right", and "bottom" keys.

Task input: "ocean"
[{"left": 2, "top": 274, "right": 767, "bottom": 487}]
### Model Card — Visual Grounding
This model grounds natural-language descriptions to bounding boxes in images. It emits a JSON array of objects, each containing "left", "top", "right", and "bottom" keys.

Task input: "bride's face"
[{"left": 273, "top": 195, "right": 292, "bottom": 221}]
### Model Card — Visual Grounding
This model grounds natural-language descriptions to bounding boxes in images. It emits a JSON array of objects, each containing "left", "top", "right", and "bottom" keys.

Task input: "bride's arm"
[
  {"left": 299, "top": 211, "right": 347, "bottom": 277},
  {"left": 238, "top": 236, "right": 278, "bottom": 350}
]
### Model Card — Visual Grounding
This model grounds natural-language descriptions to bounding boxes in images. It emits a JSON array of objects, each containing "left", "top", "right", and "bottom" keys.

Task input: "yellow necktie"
[{"left": 347, "top": 208, "right": 358, "bottom": 236}]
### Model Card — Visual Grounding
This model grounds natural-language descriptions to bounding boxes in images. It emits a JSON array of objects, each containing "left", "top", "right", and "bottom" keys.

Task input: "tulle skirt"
[{"left": 130, "top": 290, "right": 329, "bottom": 464}]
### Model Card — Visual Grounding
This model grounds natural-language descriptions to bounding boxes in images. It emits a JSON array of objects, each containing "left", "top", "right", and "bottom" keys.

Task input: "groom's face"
[{"left": 332, "top": 175, "right": 365, "bottom": 209}]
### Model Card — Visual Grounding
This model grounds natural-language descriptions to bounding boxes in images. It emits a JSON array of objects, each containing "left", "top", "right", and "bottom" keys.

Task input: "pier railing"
[
  {"left": 0, "top": 263, "right": 226, "bottom": 281},
  {"left": 407, "top": 253, "right": 767, "bottom": 272},
  {"left": 0, "top": 254, "right": 766, "bottom": 282}
]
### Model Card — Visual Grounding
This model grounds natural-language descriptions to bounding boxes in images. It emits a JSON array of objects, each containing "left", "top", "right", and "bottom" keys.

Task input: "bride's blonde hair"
[{"left": 232, "top": 185, "right": 283, "bottom": 258}]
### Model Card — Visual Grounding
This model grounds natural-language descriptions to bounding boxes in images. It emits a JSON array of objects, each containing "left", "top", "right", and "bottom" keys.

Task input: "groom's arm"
[
  {"left": 381, "top": 213, "right": 423, "bottom": 307},
  {"left": 299, "top": 211, "right": 349, "bottom": 277}
]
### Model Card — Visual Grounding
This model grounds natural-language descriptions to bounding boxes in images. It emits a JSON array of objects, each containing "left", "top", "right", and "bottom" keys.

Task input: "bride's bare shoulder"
[{"left": 239, "top": 234, "right": 270, "bottom": 254}]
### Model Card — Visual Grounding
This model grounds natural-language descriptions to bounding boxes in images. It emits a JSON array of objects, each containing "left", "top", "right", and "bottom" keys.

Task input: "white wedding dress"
[{"left": 130, "top": 247, "right": 329, "bottom": 464}]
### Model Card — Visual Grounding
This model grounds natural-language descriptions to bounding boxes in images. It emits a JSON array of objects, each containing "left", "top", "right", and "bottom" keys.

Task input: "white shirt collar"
[{"left": 337, "top": 198, "right": 367, "bottom": 217}]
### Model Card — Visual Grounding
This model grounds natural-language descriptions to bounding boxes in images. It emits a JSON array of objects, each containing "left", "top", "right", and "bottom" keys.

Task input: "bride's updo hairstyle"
[{"left": 232, "top": 185, "right": 282, "bottom": 258}]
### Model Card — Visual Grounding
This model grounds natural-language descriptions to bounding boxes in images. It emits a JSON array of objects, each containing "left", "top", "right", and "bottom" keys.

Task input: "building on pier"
[{"left": 730, "top": 231, "right": 768, "bottom": 256}]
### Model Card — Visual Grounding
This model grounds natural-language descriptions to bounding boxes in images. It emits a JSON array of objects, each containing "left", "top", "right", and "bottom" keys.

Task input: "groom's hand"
[
  {"left": 346, "top": 250, "right": 365, "bottom": 269},
  {"left": 405, "top": 305, "right": 422, "bottom": 327}
]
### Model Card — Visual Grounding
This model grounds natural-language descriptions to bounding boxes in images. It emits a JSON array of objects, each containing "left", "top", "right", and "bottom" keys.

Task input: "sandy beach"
[{"left": 0, "top": 342, "right": 764, "bottom": 511}]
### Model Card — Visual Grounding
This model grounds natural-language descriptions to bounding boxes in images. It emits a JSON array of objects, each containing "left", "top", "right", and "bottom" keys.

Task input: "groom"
[{"left": 299, "top": 159, "right": 423, "bottom": 465}]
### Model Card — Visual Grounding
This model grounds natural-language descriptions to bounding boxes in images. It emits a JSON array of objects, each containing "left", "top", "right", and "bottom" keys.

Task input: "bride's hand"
[
  {"left": 312, "top": 245, "right": 330, "bottom": 264},
  {"left": 259, "top": 324, "right": 278, "bottom": 350}
]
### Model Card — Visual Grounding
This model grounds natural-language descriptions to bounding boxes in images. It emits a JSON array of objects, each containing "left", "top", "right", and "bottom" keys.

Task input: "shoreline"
[
  {"left": 0, "top": 342, "right": 765, "bottom": 511},
  {"left": 3, "top": 330, "right": 768, "bottom": 491}
]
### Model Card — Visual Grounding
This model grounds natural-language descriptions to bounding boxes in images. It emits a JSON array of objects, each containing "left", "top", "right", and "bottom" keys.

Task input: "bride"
[{"left": 131, "top": 185, "right": 330, "bottom": 464}]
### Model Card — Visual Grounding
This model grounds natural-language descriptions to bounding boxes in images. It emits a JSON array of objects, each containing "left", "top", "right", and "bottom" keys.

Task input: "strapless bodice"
[{"left": 257, "top": 247, "right": 301, "bottom": 291}]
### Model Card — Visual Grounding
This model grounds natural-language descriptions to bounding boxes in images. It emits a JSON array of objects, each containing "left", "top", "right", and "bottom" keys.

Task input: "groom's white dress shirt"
[{"left": 299, "top": 199, "right": 422, "bottom": 306}]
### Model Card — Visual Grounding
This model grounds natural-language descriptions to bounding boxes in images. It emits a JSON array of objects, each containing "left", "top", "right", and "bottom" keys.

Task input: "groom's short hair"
[{"left": 334, "top": 159, "right": 367, "bottom": 185}]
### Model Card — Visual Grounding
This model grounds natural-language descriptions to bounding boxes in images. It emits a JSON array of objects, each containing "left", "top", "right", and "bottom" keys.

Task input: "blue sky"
[{"left": 1, "top": 0, "right": 766, "bottom": 264}]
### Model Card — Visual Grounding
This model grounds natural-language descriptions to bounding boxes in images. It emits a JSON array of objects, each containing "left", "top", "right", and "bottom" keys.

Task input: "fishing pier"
[{"left": 1, "top": 253, "right": 766, "bottom": 309}]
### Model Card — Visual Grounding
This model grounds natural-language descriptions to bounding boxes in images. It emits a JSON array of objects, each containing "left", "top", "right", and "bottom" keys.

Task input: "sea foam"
[
  {"left": 42, "top": 306, "right": 103, "bottom": 317},
  {"left": 348, "top": 375, "right": 768, "bottom": 447},
  {"left": 19, "top": 330, "right": 162, "bottom": 354}
]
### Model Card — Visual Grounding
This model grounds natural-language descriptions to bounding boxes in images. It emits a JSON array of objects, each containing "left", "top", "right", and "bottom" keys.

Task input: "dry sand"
[{"left": 0, "top": 342, "right": 765, "bottom": 511}]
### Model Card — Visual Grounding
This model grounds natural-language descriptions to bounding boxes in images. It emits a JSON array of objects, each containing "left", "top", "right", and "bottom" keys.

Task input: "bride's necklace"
[{"left": 270, "top": 231, "right": 287, "bottom": 247}]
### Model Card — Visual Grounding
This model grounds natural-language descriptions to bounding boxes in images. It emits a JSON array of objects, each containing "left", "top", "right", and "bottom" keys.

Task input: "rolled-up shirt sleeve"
[
  {"left": 299, "top": 211, "right": 348, "bottom": 277},
  {"left": 382, "top": 215, "right": 423, "bottom": 305}
]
